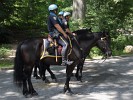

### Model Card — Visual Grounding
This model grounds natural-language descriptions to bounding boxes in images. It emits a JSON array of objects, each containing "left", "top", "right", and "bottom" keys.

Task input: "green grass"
[
  {"left": 0, "top": 59, "right": 13, "bottom": 69},
  {"left": 0, "top": 44, "right": 15, "bottom": 69}
]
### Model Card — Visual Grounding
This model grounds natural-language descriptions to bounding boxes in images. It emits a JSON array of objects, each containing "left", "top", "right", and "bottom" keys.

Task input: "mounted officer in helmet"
[
  {"left": 47, "top": 4, "right": 72, "bottom": 66},
  {"left": 62, "top": 12, "right": 74, "bottom": 35},
  {"left": 58, "top": 11, "right": 64, "bottom": 27}
]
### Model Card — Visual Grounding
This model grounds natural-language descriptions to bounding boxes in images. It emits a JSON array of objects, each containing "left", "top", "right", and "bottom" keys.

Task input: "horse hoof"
[
  {"left": 71, "top": 73, "right": 74, "bottom": 77},
  {"left": 65, "top": 90, "right": 74, "bottom": 95},
  {"left": 52, "top": 79, "right": 58, "bottom": 82},
  {"left": 24, "top": 93, "right": 31, "bottom": 98},
  {"left": 34, "top": 75, "right": 41, "bottom": 79},
  {"left": 32, "top": 92, "right": 38, "bottom": 96},
  {"left": 45, "top": 79, "right": 50, "bottom": 83},
  {"left": 77, "top": 78, "right": 82, "bottom": 82},
  {"left": 36, "top": 76, "right": 41, "bottom": 79},
  {"left": 64, "top": 88, "right": 74, "bottom": 95}
]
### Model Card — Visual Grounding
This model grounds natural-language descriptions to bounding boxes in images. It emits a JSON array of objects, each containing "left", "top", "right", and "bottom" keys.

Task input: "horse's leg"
[
  {"left": 33, "top": 62, "right": 41, "bottom": 79},
  {"left": 79, "top": 64, "right": 83, "bottom": 81},
  {"left": 64, "top": 62, "right": 77, "bottom": 94},
  {"left": 22, "top": 66, "right": 31, "bottom": 97},
  {"left": 39, "top": 62, "right": 50, "bottom": 83},
  {"left": 46, "top": 65, "right": 57, "bottom": 82},
  {"left": 75, "top": 64, "right": 80, "bottom": 80},
  {"left": 28, "top": 77, "right": 38, "bottom": 96},
  {"left": 75, "top": 59, "right": 85, "bottom": 82},
  {"left": 23, "top": 65, "right": 38, "bottom": 97},
  {"left": 75, "top": 63, "right": 83, "bottom": 82},
  {"left": 23, "top": 74, "right": 29, "bottom": 97}
]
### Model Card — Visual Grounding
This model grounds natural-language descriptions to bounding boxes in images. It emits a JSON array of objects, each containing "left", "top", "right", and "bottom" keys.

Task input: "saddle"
[
  {"left": 40, "top": 35, "right": 73, "bottom": 61},
  {"left": 40, "top": 35, "right": 63, "bottom": 60}
]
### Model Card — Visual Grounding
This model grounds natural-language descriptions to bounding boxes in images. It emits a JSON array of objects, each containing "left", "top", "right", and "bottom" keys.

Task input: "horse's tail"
[{"left": 13, "top": 42, "right": 24, "bottom": 87}]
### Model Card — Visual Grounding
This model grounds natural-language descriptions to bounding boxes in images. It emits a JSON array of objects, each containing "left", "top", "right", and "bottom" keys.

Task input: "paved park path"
[{"left": 0, "top": 56, "right": 133, "bottom": 100}]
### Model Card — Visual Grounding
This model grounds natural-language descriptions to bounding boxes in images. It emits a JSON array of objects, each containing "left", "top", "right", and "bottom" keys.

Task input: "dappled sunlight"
[
  {"left": 0, "top": 90, "right": 23, "bottom": 100},
  {"left": 0, "top": 56, "right": 133, "bottom": 99},
  {"left": 122, "top": 70, "right": 133, "bottom": 75},
  {"left": 5, "top": 91, "right": 20, "bottom": 96},
  {"left": 128, "top": 62, "right": 133, "bottom": 66},
  {"left": 87, "top": 92, "right": 117, "bottom": 100},
  {"left": 2, "top": 80, "right": 12, "bottom": 84},
  {"left": 5, "top": 70, "right": 13, "bottom": 73},
  {"left": 50, "top": 94, "right": 74, "bottom": 100}
]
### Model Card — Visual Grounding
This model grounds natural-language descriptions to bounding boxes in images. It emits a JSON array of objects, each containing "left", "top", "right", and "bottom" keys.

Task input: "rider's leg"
[
  {"left": 58, "top": 36, "right": 68, "bottom": 65},
  {"left": 43, "top": 39, "right": 49, "bottom": 55}
]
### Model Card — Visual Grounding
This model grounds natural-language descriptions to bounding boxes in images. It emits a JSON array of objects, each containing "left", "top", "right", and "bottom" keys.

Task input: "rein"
[
  {"left": 97, "top": 36, "right": 109, "bottom": 63},
  {"left": 97, "top": 55, "right": 107, "bottom": 63},
  {"left": 67, "top": 36, "right": 83, "bottom": 64}
]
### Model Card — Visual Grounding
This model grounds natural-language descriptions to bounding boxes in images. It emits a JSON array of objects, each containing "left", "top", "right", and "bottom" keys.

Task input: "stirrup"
[
  {"left": 66, "top": 60, "right": 73, "bottom": 65},
  {"left": 61, "top": 60, "right": 73, "bottom": 66},
  {"left": 61, "top": 61, "right": 66, "bottom": 66}
]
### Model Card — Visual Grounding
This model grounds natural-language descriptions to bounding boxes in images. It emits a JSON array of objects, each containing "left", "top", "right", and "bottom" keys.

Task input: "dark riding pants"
[{"left": 49, "top": 30, "right": 68, "bottom": 60}]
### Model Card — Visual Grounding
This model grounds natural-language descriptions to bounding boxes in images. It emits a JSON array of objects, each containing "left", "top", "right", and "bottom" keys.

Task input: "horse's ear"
[{"left": 89, "top": 27, "right": 92, "bottom": 32}]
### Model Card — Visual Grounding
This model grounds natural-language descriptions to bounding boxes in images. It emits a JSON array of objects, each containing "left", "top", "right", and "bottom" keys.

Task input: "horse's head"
[
  {"left": 73, "top": 28, "right": 112, "bottom": 58},
  {"left": 72, "top": 28, "right": 92, "bottom": 40},
  {"left": 96, "top": 31, "right": 112, "bottom": 57}
]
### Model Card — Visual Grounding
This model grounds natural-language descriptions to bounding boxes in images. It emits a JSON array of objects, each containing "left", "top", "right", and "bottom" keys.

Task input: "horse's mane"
[
  {"left": 73, "top": 28, "right": 90, "bottom": 34},
  {"left": 73, "top": 28, "right": 95, "bottom": 40}
]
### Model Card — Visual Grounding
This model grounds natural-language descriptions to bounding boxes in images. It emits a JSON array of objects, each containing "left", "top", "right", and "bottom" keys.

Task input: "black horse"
[
  {"left": 13, "top": 34, "right": 83, "bottom": 97},
  {"left": 74, "top": 30, "right": 112, "bottom": 81},
  {"left": 33, "top": 29, "right": 112, "bottom": 81},
  {"left": 36, "top": 29, "right": 112, "bottom": 89}
]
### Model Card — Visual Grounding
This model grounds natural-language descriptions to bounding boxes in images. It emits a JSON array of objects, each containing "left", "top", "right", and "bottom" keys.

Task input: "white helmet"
[
  {"left": 48, "top": 4, "right": 58, "bottom": 11},
  {"left": 63, "top": 12, "right": 71, "bottom": 17},
  {"left": 58, "top": 11, "right": 64, "bottom": 15}
]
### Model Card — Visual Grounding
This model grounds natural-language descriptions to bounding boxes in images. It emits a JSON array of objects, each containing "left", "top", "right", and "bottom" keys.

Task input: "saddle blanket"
[{"left": 40, "top": 39, "right": 62, "bottom": 60}]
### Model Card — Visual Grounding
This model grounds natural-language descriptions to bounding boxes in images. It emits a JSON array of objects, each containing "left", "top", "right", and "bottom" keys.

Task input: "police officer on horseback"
[
  {"left": 47, "top": 4, "right": 72, "bottom": 66},
  {"left": 58, "top": 11, "right": 64, "bottom": 24},
  {"left": 62, "top": 12, "right": 74, "bottom": 35}
]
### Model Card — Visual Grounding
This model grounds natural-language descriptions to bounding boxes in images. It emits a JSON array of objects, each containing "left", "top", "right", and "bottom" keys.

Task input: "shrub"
[
  {"left": 0, "top": 29, "right": 13, "bottom": 44},
  {"left": 111, "top": 34, "right": 133, "bottom": 56},
  {"left": 0, "top": 47, "right": 10, "bottom": 58}
]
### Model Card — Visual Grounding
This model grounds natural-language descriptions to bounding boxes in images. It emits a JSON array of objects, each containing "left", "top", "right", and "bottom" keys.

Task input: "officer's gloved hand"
[
  {"left": 69, "top": 34, "right": 74, "bottom": 39},
  {"left": 72, "top": 33, "right": 76, "bottom": 36}
]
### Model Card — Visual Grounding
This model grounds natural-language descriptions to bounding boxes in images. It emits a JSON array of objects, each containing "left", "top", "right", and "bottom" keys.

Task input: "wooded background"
[{"left": 0, "top": 0, "right": 133, "bottom": 56}]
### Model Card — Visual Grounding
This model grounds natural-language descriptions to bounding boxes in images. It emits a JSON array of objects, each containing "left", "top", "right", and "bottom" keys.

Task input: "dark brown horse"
[
  {"left": 13, "top": 34, "right": 83, "bottom": 97},
  {"left": 34, "top": 29, "right": 112, "bottom": 90},
  {"left": 33, "top": 29, "right": 112, "bottom": 82},
  {"left": 74, "top": 30, "right": 112, "bottom": 81}
]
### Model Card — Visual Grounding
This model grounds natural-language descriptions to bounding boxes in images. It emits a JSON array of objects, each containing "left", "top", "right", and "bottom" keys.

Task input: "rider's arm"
[
  {"left": 54, "top": 24, "right": 67, "bottom": 36},
  {"left": 66, "top": 28, "right": 73, "bottom": 35},
  {"left": 63, "top": 19, "right": 73, "bottom": 35}
]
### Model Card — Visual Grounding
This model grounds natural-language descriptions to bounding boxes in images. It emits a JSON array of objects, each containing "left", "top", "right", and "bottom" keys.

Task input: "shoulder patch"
[{"left": 53, "top": 17, "right": 57, "bottom": 20}]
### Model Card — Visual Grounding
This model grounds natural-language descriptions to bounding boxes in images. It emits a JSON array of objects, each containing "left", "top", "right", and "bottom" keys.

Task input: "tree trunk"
[{"left": 72, "top": 0, "right": 86, "bottom": 21}]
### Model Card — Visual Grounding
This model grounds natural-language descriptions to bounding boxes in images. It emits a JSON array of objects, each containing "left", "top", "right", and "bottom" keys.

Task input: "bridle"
[{"left": 97, "top": 36, "right": 111, "bottom": 63}]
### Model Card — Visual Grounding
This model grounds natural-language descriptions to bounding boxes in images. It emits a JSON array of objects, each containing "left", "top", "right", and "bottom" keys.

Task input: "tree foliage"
[
  {"left": 0, "top": 0, "right": 133, "bottom": 56},
  {"left": 1, "top": 0, "right": 132, "bottom": 31},
  {"left": 85, "top": 0, "right": 133, "bottom": 32}
]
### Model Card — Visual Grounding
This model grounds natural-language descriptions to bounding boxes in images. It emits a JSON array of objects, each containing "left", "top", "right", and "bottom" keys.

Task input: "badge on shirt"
[
  {"left": 65, "top": 22, "right": 67, "bottom": 25},
  {"left": 53, "top": 17, "right": 57, "bottom": 20}
]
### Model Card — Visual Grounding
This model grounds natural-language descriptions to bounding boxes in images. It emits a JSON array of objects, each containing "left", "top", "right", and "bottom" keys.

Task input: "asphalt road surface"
[{"left": 0, "top": 56, "right": 133, "bottom": 100}]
